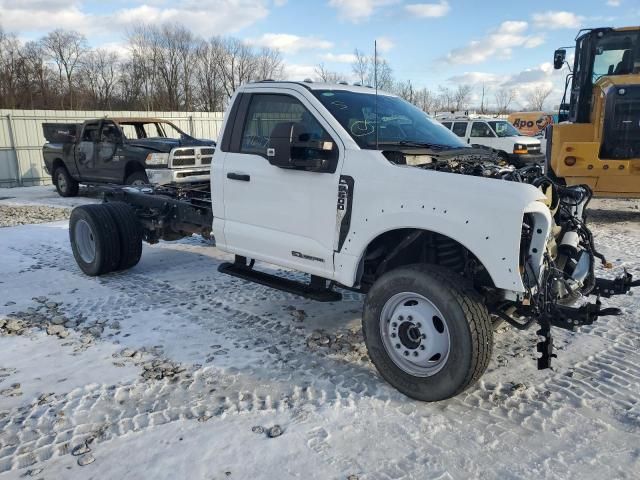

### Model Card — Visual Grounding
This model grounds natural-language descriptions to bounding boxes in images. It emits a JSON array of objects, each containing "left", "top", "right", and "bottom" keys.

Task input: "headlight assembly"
[{"left": 145, "top": 153, "right": 169, "bottom": 166}]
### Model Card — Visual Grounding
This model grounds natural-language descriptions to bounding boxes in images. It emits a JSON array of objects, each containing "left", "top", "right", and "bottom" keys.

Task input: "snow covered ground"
[{"left": 0, "top": 187, "right": 639, "bottom": 480}]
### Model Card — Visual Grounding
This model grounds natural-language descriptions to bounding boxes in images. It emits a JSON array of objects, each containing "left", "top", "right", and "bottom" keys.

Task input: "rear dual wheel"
[{"left": 69, "top": 202, "right": 143, "bottom": 276}]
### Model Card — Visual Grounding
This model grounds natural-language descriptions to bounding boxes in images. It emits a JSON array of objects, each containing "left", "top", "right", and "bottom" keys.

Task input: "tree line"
[
  {"left": 0, "top": 24, "right": 553, "bottom": 113},
  {"left": 0, "top": 25, "right": 283, "bottom": 111}
]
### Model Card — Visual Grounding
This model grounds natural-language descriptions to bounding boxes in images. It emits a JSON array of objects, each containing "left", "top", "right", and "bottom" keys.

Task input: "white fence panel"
[{"left": 0, "top": 109, "right": 225, "bottom": 187}]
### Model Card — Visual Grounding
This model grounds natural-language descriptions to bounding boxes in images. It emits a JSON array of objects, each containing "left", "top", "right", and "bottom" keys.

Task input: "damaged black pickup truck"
[{"left": 42, "top": 118, "right": 215, "bottom": 197}]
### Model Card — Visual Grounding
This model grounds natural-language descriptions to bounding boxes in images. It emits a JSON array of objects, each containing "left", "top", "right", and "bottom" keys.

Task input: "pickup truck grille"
[
  {"left": 527, "top": 146, "right": 541, "bottom": 154},
  {"left": 169, "top": 146, "right": 215, "bottom": 169}
]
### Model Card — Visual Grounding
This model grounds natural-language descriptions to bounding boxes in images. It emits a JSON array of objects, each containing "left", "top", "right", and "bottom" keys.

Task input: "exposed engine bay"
[{"left": 384, "top": 147, "right": 639, "bottom": 369}]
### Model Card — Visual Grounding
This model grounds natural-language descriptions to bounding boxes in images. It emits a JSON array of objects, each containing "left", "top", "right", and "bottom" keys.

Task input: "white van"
[{"left": 438, "top": 117, "right": 544, "bottom": 167}]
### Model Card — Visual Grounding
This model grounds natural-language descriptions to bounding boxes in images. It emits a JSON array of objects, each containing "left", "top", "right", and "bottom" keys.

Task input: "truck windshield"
[
  {"left": 312, "top": 90, "right": 466, "bottom": 150},
  {"left": 488, "top": 121, "right": 521, "bottom": 137}
]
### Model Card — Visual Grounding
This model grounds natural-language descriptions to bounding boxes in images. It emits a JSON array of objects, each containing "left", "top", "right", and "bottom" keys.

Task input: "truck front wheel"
[
  {"left": 362, "top": 264, "right": 493, "bottom": 402},
  {"left": 125, "top": 171, "right": 149, "bottom": 186},
  {"left": 53, "top": 166, "right": 79, "bottom": 197}
]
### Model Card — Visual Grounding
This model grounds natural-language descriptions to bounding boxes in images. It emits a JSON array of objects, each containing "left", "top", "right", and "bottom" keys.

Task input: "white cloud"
[
  {"left": 274, "top": 0, "right": 288, "bottom": 5},
  {"left": 404, "top": 1, "right": 450, "bottom": 17},
  {"left": 606, "top": 0, "right": 621, "bottom": 6},
  {"left": 531, "top": 11, "right": 583, "bottom": 30},
  {"left": 443, "top": 20, "right": 542, "bottom": 64},
  {"left": 320, "top": 52, "right": 358, "bottom": 63},
  {"left": 0, "top": 0, "right": 271, "bottom": 38},
  {"left": 447, "top": 72, "right": 502, "bottom": 85},
  {"left": 246, "top": 33, "right": 333, "bottom": 54},
  {"left": 283, "top": 63, "right": 319, "bottom": 80},
  {"left": 112, "top": 1, "right": 270, "bottom": 36},
  {"left": 376, "top": 36, "right": 394, "bottom": 52},
  {"left": 328, "top": 0, "right": 399, "bottom": 23}
]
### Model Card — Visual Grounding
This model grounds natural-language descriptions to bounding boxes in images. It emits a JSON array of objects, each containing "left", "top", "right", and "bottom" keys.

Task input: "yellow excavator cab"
[{"left": 548, "top": 27, "right": 640, "bottom": 197}]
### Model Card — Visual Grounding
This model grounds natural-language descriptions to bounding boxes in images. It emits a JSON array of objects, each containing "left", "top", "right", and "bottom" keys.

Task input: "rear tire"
[
  {"left": 53, "top": 166, "right": 79, "bottom": 197},
  {"left": 125, "top": 171, "right": 149, "bottom": 186},
  {"left": 69, "top": 204, "right": 121, "bottom": 276},
  {"left": 362, "top": 264, "right": 493, "bottom": 402},
  {"left": 103, "top": 201, "right": 143, "bottom": 271}
]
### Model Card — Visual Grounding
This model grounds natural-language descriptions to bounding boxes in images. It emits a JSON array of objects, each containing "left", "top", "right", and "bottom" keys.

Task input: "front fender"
[{"left": 334, "top": 150, "right": 551, "bottom": 292}]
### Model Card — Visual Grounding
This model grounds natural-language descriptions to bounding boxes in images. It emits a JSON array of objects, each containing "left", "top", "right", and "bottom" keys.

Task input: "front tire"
[
  {"left": 362, "top": 264, "right": 493, "bottom": 402},
  {"left": 53, "top": 166, "right": 79, "bottom": 197},
  {"left": 69, "top": 204, "right": 121, "bottom": 276},
  {"left": 125, "top": 171, "right": 149, "bottom": 186}
]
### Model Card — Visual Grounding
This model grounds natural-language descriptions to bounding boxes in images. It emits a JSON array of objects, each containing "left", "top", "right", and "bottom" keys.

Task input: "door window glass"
[
  {"left": 470, "top": 122, "right": 495, "bottom": 137},
  {"left": 240, "top": 94, "right": 334, "bottom": 158},
  {"left": 452, "top": 122, "right": 468, "bottom": 137},
  {"left": 441, "top": 122, "right": 452, "bottom": 129},
  {"left": 100, "top": 122, "right": 121, "bottom": 142},
  {"left": 82, "top": 124, "right": 100, "bottom": 142}
]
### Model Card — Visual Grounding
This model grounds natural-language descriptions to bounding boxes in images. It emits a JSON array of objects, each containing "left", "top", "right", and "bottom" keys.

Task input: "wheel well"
[
  {"left": 51, "top": 158, "right": 66, "bottom": 173},
  {"left": 356, "top": 228, "right": 495, "bottom": 291},
  {"left": 124, "top": 161, "right": 146, "bottom": 181}
]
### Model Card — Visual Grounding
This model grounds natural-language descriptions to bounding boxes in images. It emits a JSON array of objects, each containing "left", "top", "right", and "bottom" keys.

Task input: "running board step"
[{"left": 218, "top": 262, "right": 342, "bottom": 302}]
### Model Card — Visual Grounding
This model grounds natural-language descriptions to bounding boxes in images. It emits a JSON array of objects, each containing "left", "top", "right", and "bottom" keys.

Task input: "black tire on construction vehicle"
[
  {"left": 125, "top": 171, "right": 149, "bottom": 186},
  {"left": 103, "top": 201, "right": 143, "bottom": 271},
  {"left": 69, "top": 204, "right": 121, "bottom": 276},
  {"left": 362, "top": 264, "right": 493, "bottom": 402},
  {"left": 53, "top": 165, "right": 79, "bottom": 197}
]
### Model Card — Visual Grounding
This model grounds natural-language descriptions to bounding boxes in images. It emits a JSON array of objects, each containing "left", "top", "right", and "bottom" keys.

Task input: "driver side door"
[
  {"left": 96, "top": 120, "right": 124, "bottom": 182},
  {"left": 221, "top": 91, "right": 343, "bottom": 278}
]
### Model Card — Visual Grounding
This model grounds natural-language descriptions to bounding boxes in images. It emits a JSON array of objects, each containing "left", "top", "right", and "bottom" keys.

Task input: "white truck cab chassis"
[{"left": 67, "top": 82, "right": 638, "bottom": 402}]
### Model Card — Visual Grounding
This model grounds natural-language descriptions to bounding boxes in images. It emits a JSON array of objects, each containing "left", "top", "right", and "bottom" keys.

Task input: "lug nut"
[
  {"left": 404, "top": 351, "right": 409, "bottom": 356},
  {"left": 413, "top": 351, "right": 419, "bottom": 357},
  {"left": 420, "top": 345, "right": 425, "bottom": 350},
  {"left": 422, "top": 334, "right": 426, "bottom": 339},
  {"left": 407, "top": 315, "right": 413, "bottom": 321},
  {"left": 398, "top": 315, "right": 404, "bottom": 321},
  {"left": 391, "top": 333, "right": 396, "bottom": 338},
  {"left": 392, "top": 322, "right": 397, "bottom": 328},
  {"left": 395, "top": 343, "right": 401, "bottom": 349},
  {"left": 416, "top": 322, "right": 422, "bottom": 328}
]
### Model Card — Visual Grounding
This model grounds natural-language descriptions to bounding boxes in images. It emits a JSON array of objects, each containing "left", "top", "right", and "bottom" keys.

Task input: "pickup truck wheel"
[
  {"left": 103, "top": 201, "right": 143, "bottom": 271},
  {"left": 125, "top": 171, "right": 149, "bottom": 186},
  {"left": 69, "top": 204, "right": 121, "bottom": 276},
  {"left": 54, "top": 166, "right": 79, "bottom": 197},
  {"left": 362, "top": 264, "right": 493, "bottom": 402}
]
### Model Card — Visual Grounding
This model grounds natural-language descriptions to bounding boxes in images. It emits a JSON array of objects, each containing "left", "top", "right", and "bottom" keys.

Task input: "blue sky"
[{"left": 1, "top": 0, "right": 639, "bottom": 108}]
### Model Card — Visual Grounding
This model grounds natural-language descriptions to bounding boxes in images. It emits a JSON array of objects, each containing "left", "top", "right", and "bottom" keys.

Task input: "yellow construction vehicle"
[{"left": 548, "top": 27, "right": 640, "bottom": 197}]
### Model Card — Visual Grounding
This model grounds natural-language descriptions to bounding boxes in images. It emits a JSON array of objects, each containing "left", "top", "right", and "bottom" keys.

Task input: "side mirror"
[
  {"left": 553, "top": 49, "right": 566, "bottom": 70},
  {"left": 267, "top": 122, "right": 336, "bottom": 171}
]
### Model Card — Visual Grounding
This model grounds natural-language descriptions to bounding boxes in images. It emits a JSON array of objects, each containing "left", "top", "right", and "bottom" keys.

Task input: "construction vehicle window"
[
  {"left": 593, "top": 32, "right": 639, "bottom": 80},
  {"left": 240, "top": 94, "right": 333, "bottom": 158},
  {"left": 470, "top": 122, "right": 494, "bottom": 137},
  {"left": 452, "top": 122, "right": 467, "bottom": 137}
]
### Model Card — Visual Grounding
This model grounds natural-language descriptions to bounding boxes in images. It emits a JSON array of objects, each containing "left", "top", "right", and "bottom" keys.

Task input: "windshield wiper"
[{"left": 377, "top": 140, "right": 456, "bottom": 150}]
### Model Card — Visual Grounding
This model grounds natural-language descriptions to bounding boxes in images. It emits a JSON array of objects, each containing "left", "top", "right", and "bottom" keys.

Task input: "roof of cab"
[{"left": 242, "top": 80, "right": 397, "bottom": 96}]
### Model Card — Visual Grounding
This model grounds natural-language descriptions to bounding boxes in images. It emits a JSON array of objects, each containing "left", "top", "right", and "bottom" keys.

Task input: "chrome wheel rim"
[
  {"left": 57, "top": 172, "right": 67, "bottom": 192},
  {"left": 379, "top": 292, "right": 451, "bottom": 377},
  {"left": 74, "top": 219, "right": 96, "bottom": 263}
]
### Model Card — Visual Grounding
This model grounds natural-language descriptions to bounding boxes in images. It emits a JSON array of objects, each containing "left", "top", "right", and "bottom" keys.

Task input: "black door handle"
[{"left": 227, "top": 172, "right": 250, "bottom": 181}]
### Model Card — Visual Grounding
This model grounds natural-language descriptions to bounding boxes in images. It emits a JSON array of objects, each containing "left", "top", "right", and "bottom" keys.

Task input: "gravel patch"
[{"left": 0, "top": 204, "right": 70, "bottom": 227}]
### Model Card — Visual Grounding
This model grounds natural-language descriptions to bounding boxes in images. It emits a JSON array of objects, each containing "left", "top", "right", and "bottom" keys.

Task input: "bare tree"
[
  {"left": 255, "top": 47, "right": 284, "bottom": 81},
  {"left": 525, "top": 85, "right": 553, "bottom": 111},
  {"left": 0, "top": 28, "right": 23, "bottom": 108},
  {"left": 438, "top": 86, "right": 455, "bottom": 112},
  {"left": 351, "top": 49, "right": 369, "bottom": 85},
  {"left": 414, "top": 87, "right": 439, "bottom": 114},
  {"left": 314, "top": 62, "right": 346, "bottom": 83},
  {"left": 494, "top": 88, "right": 517, "bottom": 115},
  {"left": 453, "top": 84, "right": 472, "bottom": 111},
  {"left": 394, "top": 80, "right": 415, "bottom": 103},
  {"left": 81, "top": 49, "right": 119, "bottom": 109},
  {"left": 41, "top": 29, "right": 88, "bottom": 109}
]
